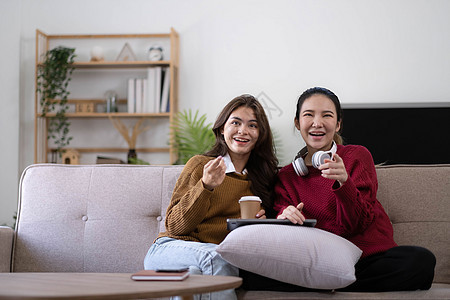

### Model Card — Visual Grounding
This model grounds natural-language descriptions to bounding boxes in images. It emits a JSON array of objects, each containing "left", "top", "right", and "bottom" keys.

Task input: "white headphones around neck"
[{"left": 292, "top": 141, "right": 337, "bottom": 176}]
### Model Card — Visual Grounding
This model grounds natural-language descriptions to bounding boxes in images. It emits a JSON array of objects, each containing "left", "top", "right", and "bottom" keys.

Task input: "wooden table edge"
[{"left": 0, "top": 273, "right": 243, "bottom": 300}]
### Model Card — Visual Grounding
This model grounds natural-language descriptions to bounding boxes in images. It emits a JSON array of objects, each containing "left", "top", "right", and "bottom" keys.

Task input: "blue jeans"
[{"left": 144, "top": 237, "right": 239, "bottom": 300}]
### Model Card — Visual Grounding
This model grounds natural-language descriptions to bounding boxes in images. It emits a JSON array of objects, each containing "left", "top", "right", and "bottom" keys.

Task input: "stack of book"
[
  {"left": 96, "top": 156, "right": 126, "bottom": 164},
  {"left": 127, "top": 67, "right": 170, "bottom": 113}
]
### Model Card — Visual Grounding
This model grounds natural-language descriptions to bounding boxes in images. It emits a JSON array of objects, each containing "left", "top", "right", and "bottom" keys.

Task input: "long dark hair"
[
  {"left": 295, "top": 87, "right": 344, "bottom": 144},
  {"left": 205, "top": 94, "right": 279, "bottom": 214}
]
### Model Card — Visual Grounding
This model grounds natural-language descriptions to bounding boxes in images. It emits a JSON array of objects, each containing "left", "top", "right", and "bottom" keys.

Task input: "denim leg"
[{"left": 144, "top": 237, "right": 238, "bottom": 300}]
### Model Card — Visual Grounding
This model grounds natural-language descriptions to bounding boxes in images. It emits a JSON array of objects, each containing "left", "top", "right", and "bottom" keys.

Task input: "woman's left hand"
[
  {"left": 255, "top": 209, "right": 266, "bottom": 219},
  {"left": 319, "top": 153, "right": 348, "bottom": 186}
]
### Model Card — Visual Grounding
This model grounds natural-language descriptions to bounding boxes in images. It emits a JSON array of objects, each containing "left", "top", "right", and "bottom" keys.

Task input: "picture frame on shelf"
[{"left": 75, "top": 102, "right": 95, "bottom": 113}]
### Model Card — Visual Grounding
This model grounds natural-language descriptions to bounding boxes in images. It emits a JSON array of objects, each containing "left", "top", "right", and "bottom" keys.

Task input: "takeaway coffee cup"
[{"left": 239, "top": 196, "right": 262, "bottom": 219}]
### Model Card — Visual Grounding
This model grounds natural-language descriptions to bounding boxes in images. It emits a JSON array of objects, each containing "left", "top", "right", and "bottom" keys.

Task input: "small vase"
[
  {"left": 105, "top": 90, "right": 118, "bottom": 113},
  {"left": 127, "top": 149, "right": 137, "bottom": 164}
]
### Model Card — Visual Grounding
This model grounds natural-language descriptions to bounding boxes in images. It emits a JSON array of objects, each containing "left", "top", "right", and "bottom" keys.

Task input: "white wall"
[
  {"left": 0, "top": 0, "right": 21, "bottom": 227},
  {"left": 1, "top": 0, "right": 450, "bottom": 225}
]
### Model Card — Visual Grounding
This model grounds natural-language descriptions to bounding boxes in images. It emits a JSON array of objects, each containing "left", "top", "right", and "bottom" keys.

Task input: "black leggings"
[
  {"left": 340, "top": 246, "right": 436, "bottom": 292},
  {"left": 240, "top": 246, "right": 436, "bottom": 292}
]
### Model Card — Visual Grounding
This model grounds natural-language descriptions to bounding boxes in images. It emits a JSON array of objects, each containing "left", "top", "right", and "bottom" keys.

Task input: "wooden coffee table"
[{"left": 0, "top": 272, "right": 242, "bottom": 300}]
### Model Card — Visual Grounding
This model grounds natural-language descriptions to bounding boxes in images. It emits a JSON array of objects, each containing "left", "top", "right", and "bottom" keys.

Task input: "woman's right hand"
[
  {"left": 277, "top": 203, "right": 305, "bottom": 224},
  {"left": 202, "top": 156, "right": 226, "bottom": 191}
]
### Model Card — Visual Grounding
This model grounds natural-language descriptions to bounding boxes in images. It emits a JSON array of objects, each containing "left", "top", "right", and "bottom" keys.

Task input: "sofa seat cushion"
[{"left": 217, "top": 224, "right": 362, "bottom": 290}]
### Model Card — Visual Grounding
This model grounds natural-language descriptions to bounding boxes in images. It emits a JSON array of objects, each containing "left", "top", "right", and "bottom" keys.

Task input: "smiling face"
[
  {"left": 295, "top": 94, "right": 341, "bottom": 154},
  {"left": 221, "top": 106, "right": 259, "bottom": 162}
]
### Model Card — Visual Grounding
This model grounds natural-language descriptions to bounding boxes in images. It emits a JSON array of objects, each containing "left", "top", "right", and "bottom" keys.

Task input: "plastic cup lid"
[{"left": 239, "top": 196, "right": 262, "bottom": 203}]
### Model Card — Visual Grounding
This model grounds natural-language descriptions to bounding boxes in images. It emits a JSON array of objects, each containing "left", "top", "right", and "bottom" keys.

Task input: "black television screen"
[{"left": 341, "top": 105, "right": 450, "bottom": 165}]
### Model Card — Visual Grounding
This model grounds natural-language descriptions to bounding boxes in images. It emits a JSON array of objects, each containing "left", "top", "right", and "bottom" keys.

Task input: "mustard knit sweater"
[{"left": 157, "top": 155, "right": 253, "bottom": 244}]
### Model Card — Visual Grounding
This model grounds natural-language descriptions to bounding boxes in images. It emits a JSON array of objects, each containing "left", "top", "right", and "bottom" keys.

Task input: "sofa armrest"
[{"left": 0, "top": 226, "right": 14, "bottom": 272}]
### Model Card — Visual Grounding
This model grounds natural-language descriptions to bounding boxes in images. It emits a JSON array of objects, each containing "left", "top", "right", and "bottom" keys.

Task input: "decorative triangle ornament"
[{"left": 116, "top": 43, "right": 136, "bottom": 61}]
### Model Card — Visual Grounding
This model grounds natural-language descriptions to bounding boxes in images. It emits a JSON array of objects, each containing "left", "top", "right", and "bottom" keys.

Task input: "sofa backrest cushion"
[
  {"left": 13, "top": 164, "right": 183, "bottom": 273},
  {"left": 376, "top": 164, "right": 450, "bottom": 284},
  {"left": 13, "top": 163, "right": 449, "bottom": 284}
]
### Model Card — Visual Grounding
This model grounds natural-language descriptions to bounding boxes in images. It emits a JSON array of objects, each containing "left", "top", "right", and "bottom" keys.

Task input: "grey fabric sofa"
[{"left": 0, "top": 163, "right": 449, "bottom": 299}]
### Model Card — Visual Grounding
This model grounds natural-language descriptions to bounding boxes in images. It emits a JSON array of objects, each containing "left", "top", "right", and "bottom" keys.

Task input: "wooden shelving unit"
[{"left": 35, "top": 29, "right": 179, "bottom": 164}]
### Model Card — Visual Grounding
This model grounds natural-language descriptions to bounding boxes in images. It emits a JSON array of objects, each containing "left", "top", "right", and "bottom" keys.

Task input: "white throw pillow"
[{"left": 217, "top": 224, "right": 362, "bottom": 290}]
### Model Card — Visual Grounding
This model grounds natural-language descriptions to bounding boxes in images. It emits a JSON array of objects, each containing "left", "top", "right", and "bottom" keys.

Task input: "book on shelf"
[
  {"left": 131, "top": 269, "right": 190, "bottom": 281},
  {"left": 135, "top": 78, "right": 143, "bottom": 113},
  {"left": 142, "top": 78, "right": 148, "bottom": 113},
  {"left": 96, "top": 156, "right": 126, "bottom": 164},
  {"left": 127, "top": 67, "right": 168, "bottom": 114},
  {"left": 160, "top": 68, "right": 170, "bottom": 112},
  {"left": 146, "top": 68, "right": 156, "bottom": 113},
  {"left": 154, "top": 66, "right": 162, "bottom": 113},
  {"left": 127, "top": 78, "right": 135, "bottom": 113}
]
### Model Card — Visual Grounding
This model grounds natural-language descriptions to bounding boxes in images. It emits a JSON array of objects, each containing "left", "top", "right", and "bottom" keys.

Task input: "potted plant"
[
  {"left": 171, "top": 109, "right": 215, "bottom": 164},
  {"left": 36, "top": 46, "right": 76, "bottom": 155}
]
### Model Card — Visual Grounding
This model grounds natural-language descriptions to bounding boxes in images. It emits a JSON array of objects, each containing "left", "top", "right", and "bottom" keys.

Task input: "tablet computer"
[{"left": 227, "top": 218, "right": 317, "bottom": 231}]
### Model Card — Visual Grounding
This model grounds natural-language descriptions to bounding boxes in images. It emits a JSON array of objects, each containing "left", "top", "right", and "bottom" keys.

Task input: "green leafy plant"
[
  {"left": 171, "top": 109, "right": 216, "bottom": 164},
  {"left": 128, "top": 157, "right": 150, "bottom": 165},
  {"left": 37, "top": 46, "right": 76, "bottom": 155}
]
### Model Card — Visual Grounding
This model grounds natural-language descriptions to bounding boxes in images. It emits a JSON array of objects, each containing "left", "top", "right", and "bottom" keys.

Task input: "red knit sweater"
[{"left": 274, "top": 144, "right": 397, "bottom": 258}]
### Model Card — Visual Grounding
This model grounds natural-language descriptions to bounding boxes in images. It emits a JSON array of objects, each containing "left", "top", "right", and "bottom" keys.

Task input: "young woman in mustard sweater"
[{"left": 144, "top": 94, "right": 278, "bottom": 300}]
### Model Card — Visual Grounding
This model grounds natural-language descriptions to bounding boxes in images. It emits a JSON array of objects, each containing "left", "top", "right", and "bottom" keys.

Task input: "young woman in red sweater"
[{"left": 272, "top": 87, "right": 435, "bottom": 292}]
